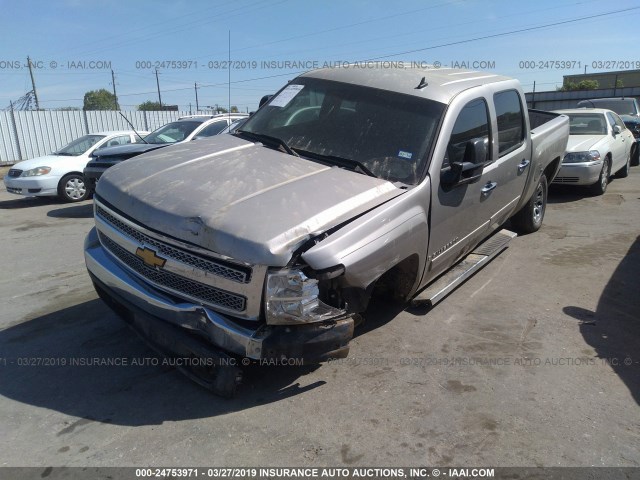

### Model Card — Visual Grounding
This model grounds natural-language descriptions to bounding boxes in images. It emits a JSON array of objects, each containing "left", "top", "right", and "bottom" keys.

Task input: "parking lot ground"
[{"left": 0, "top": 168, "right": 638, "bottom": 468}]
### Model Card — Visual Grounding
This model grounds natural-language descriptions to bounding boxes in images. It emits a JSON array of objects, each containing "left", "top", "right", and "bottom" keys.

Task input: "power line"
[
  {"left": 364, "top": 6, "right": 640, "bottom": 61},
  {"left": 11, "top": 6, "right": 640, "bottom": 107}
]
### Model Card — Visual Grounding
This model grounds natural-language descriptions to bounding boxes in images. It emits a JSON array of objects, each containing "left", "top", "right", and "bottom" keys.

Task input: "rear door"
[
  {"left": 485, "top": 89, "right": 530, "bottom": 227},
  {"left": 606, "top": 112, "right": 628, "bottom": 170}
]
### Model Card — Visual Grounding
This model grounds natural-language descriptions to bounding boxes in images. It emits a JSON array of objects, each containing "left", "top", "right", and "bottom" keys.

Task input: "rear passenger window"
[
  {"left": 443, "top": 98, "right": 490, "bottom": 168},
  {"left": 196, "top": 121, "right": 229, "bottom": 138},
  {"left": 494, "top": 90, "right": 525, "bottom": 156}
]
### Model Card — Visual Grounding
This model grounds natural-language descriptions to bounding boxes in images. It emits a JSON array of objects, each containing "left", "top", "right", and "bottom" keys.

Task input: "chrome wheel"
[
  {"left": 600, "top": 158, "right": 609, "bottom": 192},
  {"left": 532, "top": 181, "right": 545, "bottom": 226}
]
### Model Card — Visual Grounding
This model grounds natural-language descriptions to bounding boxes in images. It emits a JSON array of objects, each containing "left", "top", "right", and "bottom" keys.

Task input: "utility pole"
[
  {"left": 228, "top": 30, "right": 231, "bottom": 119},
  {"left": 111, "top": 69, "right": 119, "bottom": 110},
  {"left": 194, "top": 82, "right": 199, "bottom": 112},
  {"left": 26, "top": 56, "right": 40, "bottom": 110},
  {"left": 531, "top": 81, "right": 536, "bottom": 109},
  {"left": 155, "top": 68, "right": 162, "bottom": 108}
]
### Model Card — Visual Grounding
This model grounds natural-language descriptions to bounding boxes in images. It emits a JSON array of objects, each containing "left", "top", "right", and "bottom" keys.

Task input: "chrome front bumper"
[
  {"left": 85, "top": 227, "right": 264, "bottom": 359},
  {"left": 552, "top": 161, "right": 603, "bottom": 185},
  {"left": 84, "top": 227, "right": 353, "bottom": 362}
]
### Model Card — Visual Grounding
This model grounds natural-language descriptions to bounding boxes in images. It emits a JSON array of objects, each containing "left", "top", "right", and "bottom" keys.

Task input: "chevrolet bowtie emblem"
[{"left": 135, "top": 246, "right": 166, "bottom": 269}]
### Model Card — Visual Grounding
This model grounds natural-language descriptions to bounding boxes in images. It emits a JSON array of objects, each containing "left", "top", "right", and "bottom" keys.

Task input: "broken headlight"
[{"left": 265, "top": 268, "right": 345, "bottom": 325}]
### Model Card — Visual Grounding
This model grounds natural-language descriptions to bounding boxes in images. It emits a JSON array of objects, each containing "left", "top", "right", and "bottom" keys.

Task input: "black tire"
[
  {"left": 631, "top": 144, "right": 639, "bottom": 167},
  {"left": 616, "top": 152, "right": 631, "bottom": 179},
  {"left": 589, "top": 156, "right": 610, "bottom": 196},
  {"left": 511, "top": 173, "right": 547, "bottom": 234},
  {"left": 57, "top": 173, "right": 89, "bottom": 203}
]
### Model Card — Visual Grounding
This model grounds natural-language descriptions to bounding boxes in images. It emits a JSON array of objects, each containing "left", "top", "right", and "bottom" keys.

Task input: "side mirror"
[
  {"left": 463, "top": 137, "right": 488, "bottom": 164},
  {"left": 441, "top": 138, "right": 488, "bottom": 187},
  {"left": 259, "top": 95, "right": 273, "bottom": 108},
  {"left": 613, "top": 125, "right": 622, "bottom": 135}
]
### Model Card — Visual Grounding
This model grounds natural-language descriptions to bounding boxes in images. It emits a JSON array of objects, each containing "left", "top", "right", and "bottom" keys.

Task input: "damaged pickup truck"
[{"left": 84, "top": 66, "right": 569, "bottom": 396}]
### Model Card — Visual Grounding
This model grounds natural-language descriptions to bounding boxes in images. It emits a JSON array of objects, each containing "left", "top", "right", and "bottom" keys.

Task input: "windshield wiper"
[
  {"left": 234, "top": 130, "right": 299, "bottom": 157},
  {"left": 294, "top": 149, "right": 377, "bottom": 178}
]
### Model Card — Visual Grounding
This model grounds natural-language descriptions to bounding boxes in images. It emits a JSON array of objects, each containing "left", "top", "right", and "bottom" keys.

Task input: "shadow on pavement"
[
  {"left": 47, "top": 203, "right": 93, "bottom": 219},
  {"left": 564, "top": 236, "right": 640, "bottom": 405},
  {"left": 0, "top": 296, "right": 403, "bottom": 425},
  {"left": 0, "top": 299, "right": 325, "bottom": 426},
  {"left": 0, "top": 197, "right": 60, "bottom": 209}
]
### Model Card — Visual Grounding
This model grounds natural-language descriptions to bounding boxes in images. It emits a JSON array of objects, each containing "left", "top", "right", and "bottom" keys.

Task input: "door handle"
[
  {"left": 518, "top": 159, "right": 530, "bottom": 173},
  {"left": 481, "top": 181, "right": 497, "bottom": 196}
]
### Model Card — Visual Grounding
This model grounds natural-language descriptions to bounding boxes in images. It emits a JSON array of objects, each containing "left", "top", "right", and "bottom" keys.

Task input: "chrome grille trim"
[
  {"left": 99, "top": 233, "right": 246, "bottom": 312},
  {"left": 96, "top": 204, "right": 251, "bottom": 283},
  {"left": 93, "top": 198, "right": 266, "bottom": 320}
]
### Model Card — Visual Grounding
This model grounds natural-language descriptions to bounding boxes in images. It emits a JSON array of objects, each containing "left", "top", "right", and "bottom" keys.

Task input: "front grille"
[
  {"left": 554, "top": 176, "right": 579, "bottom": 183},
  {"left": 96, "top": 205, "right": 251, "bottom": 283},
  {"left": 8, "top": 169, "right": 22, "bottom": 178},
  {"left": 100, "top": 233, "right": 246, "bottom": 312}
]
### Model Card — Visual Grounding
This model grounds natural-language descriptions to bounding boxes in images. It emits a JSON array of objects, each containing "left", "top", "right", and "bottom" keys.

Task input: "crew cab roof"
[{"left": 300, "top": 64, "right": 513, "bottom": 104}]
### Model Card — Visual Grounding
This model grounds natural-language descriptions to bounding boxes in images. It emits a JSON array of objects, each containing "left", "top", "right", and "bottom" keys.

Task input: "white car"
[
  {"left": 4, "top": 130, "right": 148, "bottom": 202},
  {"left": 552, "top": 109, "right": 634, "bottom": 195}
]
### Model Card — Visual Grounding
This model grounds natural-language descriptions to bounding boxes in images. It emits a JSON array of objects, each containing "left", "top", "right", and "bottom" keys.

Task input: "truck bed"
[{"left": 518, "top": 109, "right": 569, "bottom": 208}]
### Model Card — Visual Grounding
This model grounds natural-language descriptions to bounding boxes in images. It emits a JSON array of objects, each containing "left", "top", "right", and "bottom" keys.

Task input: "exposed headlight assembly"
[
  {"left": 21, "top": 166, "right": 52, "bottom": 177},
  {"left": 265, "top": 268, "right": 345, "bottom": 325},
  {"left": 563, "top": 151, "right": 600, "bottom": 163}
]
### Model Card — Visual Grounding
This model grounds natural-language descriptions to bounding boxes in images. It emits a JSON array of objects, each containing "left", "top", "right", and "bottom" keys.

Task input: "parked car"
[
  {"left": 620, "top": 115, "right": 640, "bottom": 165},
  {"left": 577, "top": 97, "right": 640, "bottom": 166},
  {"left": 85, "top": 66, "right": 569, "bottom": 396},
  {"left": 577, "top": 97, "right": 640, "bottom": 117},
  {"left": 3, "top": 131, "right": 147, "bottom": 202},
  {"left": 552, "top": 108, "right": 634, "bottom": 194},
  {"left": 83, "top": 113, "right": 248, "bottom": 191}
]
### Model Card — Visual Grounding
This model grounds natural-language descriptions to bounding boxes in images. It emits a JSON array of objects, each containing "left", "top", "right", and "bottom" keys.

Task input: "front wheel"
[
  {"left": 511, "top": 173, "right": 548, "bottom": 234},
  {"left": 590, "top": 156, "right": 610, "bottom": 195},
  {"left": 58, "top": 174, "right": 89, "bottom": 203}
]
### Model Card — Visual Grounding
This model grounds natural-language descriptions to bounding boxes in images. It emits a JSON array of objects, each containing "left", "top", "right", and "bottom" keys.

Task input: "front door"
[{"left": 426, "top": 88, "right": 503, "bottom": 281}]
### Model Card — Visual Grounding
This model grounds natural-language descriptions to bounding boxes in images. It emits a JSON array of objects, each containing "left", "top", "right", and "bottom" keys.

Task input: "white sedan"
[
  {"left": 552, "top": 109, "right": 634, "bottom": 195},
  {"left": 4, "top": 130, "right": 147, "bottom": 202}
]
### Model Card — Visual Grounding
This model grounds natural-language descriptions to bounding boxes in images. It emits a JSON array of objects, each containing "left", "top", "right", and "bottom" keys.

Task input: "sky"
[{"left": 1, "top": 0, "right": 639, "bottom": 112}]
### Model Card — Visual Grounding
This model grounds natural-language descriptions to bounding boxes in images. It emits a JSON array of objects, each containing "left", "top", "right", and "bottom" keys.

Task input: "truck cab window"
[
  {"left": 494, "top": 90, "right": 525, "bottom": 156},
  {"left": 443, "top": 98, "right": 490, "bottom": 168}
]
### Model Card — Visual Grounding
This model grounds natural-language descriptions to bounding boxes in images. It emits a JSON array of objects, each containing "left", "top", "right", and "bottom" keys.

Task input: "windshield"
[
  {"left": 144, "top": 121, "right": 201, "bottom": 144},
  {"left": 568, "top": 113, "right": 607, "bottom": 135},
  {"left": 55, "top": 135, "right": 106, "bottom": 156},
  {"left": 239, "top": 77, "right": 445, "bottom": 184}
]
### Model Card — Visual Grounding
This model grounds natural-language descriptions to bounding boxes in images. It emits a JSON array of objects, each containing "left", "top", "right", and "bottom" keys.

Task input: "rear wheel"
[
  {"left": 590, "top": 156, "right": 610, "bottom": 195},
  {"left": 511, "top": 173, "right": 547, "bottom": 234},
  {"left": 58, "top": 173, "right": 89, "bottom": 203},
  {"left": 631, "top": 144, "right": 639, "bottom": 167},
  {"left": 616, "top": 152, "right": 630, "bottom": 178}
]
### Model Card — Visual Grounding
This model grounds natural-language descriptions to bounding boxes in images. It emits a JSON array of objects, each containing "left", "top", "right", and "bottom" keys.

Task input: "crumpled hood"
[
  {"left": 566, "top": 135, "right": 607, "bottom": 152},
  {"left": 97, "top": 134, "right": 403, "bottom": 266}
]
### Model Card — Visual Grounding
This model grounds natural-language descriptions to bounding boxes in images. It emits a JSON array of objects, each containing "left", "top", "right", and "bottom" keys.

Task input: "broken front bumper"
[{"left": 84, "top": 227, "right": 353, "bottom": 365}]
